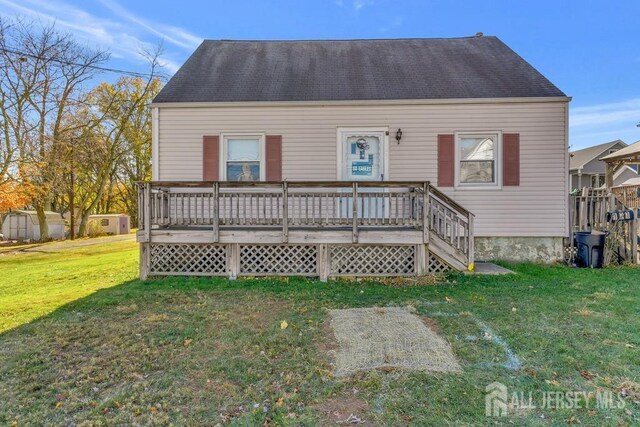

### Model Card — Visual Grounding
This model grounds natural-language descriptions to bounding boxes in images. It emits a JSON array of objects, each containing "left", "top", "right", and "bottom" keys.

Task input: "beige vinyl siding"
[{"left": 156, "top": 101, "right": 568, "bottom": 237}]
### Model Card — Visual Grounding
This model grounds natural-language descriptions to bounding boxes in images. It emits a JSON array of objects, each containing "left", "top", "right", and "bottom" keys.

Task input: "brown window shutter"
[
  {"left": 503, "top": 133, "right": 520, "bottom": 186},
  {"left": 437, "top": 134, "right": 455, "bottom": 187},
  {"left": 265, "top": 135, "right": 283, "bottom": 181},
  {"left": 203, "top": 135, "right": 220, "bottom": 181}
]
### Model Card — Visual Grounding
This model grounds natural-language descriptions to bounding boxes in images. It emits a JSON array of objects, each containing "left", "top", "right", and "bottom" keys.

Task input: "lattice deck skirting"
[
  {"left": 149, "top": 244, "right": 227, "bottom": 276},
  {"left": 329, "top": 245, "right": 415, "bottom": 276},
  {"left": 142, "top": 243, "right": 455, "bottom": 279},
  {"left": 240, "top": 245, "right": 318, "bottom": 275},
  {"left": 427, "top": 252, "right": 453, "bottom": 273}
]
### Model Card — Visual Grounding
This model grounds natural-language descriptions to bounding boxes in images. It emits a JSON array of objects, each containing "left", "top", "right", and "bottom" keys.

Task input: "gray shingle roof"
[
  {"left": 570, "top": 140, "right": 626, "bottom": 170},
  {"left": 153, "top": 36, "right": 566, "bottom": 103}
]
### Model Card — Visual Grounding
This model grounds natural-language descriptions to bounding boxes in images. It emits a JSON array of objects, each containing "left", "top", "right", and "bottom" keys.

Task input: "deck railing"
[
  {"left": 428, "top": 185, "right": 474, "bottom": 259},
  {"left": 137, "top": 181, "right": 474, "bottom": 266}
]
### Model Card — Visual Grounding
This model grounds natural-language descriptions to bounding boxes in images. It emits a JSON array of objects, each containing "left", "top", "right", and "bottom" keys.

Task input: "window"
[
  {"left": 100, "top": 218, "right": 109, "bottom": 226},
  {"left": 223, "top": 135, "right": 264, "bottom": 181},
  {"left": 456, "top": 133, "right": 500, "bottom": 187},
  {"left": 591, "top": 174, "right": 605, "bottom": 188},
  {"left": 609, "top": 148, "right": 618, "bottom": 154}
]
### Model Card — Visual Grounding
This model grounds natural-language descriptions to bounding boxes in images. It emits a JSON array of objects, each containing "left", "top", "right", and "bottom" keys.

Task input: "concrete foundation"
[{"left": 474, "top": 236, "right": 564, "bottom": 263}]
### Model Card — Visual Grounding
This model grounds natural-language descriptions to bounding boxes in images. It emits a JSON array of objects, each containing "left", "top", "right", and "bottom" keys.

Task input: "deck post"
[
  {"left": 632, "top": 214, "right": 638, "bottom": 264},
  {"left": 415, "top": 244, "right": 427, "bottom": 275},
  {"left": 228, "top": 243, "right": 239, "bottom": 279},
  {"left": 352, "top": 182, "right": 359, "bottom": 243},
  {"left": 318, "top": 244, "right": 329, "bottom": 281},
  {"left": 139, "top": 243, "right": 150, "bottom": 280},
  {"left": 467, "top": 212, "right": 475, "bottom": 270},
  {"left": 422, "top": 182, "right": 429, "bottom": 244},
  {"left": 282, "top": 181, "right": 289, "bottom": 243},
  {"left": 144, "top": 182, "right": 151, "bottom": 243},
  {"left": 213, "top": 182, "right": 219, "bottom": 243}
]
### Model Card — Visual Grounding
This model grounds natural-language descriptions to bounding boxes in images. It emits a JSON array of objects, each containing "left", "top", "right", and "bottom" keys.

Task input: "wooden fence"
[
  {"left": 568, "top": 187, "right": 637, "bottom": 264},
  {"left": 611, "top": 183, "right": 640, "bottom": 209}
]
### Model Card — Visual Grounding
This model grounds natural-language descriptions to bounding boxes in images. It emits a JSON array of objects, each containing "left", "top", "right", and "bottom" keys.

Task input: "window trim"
[
  {"left": 220, "top": 133, "right": 266, "bottom": 181},
  {"left": 454, "top": 131, "right": 502, "bottom": 189}
]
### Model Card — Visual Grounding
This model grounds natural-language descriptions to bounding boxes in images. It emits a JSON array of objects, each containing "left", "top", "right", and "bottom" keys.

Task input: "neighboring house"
[
  {"left": 1, "top": 210, "right": 65, "bottom": 241},
  {"left": 139, "top": 35, "right": 570, "bottom": 279},
  {"left": 569, "top": 140, "right": 637, "bottom": 190}
]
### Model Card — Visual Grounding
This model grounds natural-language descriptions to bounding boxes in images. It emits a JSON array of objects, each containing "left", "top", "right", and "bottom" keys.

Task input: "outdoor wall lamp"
[{"left": 395, "top": 128, "right": 403, "bottom": 144}]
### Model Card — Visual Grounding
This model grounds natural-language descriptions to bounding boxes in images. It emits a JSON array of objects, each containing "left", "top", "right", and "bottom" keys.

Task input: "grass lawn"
[{"left": 0, "top": 237, "right": 638, "bottom": 425}]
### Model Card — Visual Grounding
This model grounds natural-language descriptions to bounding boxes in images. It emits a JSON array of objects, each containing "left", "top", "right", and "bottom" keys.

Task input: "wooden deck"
[{"left": 136, "top": 181, "right": 474, "bottom": 279}]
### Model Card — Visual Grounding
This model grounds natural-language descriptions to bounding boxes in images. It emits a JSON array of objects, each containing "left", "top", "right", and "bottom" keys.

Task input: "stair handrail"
[{"left": 426, "top": 184, "right": 475, "bottom": 269}]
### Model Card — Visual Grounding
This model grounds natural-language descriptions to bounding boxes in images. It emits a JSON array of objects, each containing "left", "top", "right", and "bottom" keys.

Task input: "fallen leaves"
[
  {"left": 579, "top": 370, "right": 595, "bottom": 380},
  {"left": 280, "top": 320, "right": 288, "bottom": 330}
]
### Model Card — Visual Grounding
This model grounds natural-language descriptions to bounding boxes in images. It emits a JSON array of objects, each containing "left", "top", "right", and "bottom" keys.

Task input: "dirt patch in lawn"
[
  {"left": 328, "top": 307, "right": 461, "bottom": 377},
  {"left": 313, "top": 394, "right": 371, "bottom": 425}
]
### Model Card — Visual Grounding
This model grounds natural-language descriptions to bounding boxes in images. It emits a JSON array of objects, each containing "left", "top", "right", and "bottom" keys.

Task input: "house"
[
  {"left": 138, "top": 35, "right": 570, "bottom": 279},
  {"left": 1, "top": 210, "right": 65, "bottom": 241},
  {"left": 569, "top": 140, "right": 637, "bottom": 190}
]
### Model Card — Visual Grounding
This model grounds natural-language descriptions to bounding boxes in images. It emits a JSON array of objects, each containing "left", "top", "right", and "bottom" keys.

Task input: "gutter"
[{"left": 150, "top": 96, "right": 572, "bottom": 109}]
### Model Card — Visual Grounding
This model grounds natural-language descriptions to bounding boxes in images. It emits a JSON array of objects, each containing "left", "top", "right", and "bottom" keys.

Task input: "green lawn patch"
[{"left": 0, "top": 238, "right": 638, "bottom": 425}]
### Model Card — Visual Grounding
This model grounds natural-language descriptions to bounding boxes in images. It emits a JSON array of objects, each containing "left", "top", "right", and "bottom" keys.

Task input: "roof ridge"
[{"left": 203, "top": 36, "right": 497, "bottom": 43}]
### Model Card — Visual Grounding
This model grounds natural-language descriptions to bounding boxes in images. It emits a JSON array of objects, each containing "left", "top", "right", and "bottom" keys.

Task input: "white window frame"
[
  {"left": 220, "top": 133, "right": 266, "bottom": 181},
  {"left": 454, "top": 131, "right": 502, "bottom": 189},
  {"left": 336, "top": 127, "right": 389, "bottom": 181}
]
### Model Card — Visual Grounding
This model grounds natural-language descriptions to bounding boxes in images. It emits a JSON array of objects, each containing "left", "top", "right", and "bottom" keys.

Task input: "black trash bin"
[{"left": 575, "top": 231, "right": 607, "bottom": 268}]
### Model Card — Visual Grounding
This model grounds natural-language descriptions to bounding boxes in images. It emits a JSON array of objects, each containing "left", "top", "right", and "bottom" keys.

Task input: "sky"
[{"left": 0, "top": 0, "right": 638, "bottom": 150}]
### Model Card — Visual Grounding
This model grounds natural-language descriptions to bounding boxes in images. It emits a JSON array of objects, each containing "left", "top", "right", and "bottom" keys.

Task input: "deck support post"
[
  {"left": 632, "top": 215, "right": 638, "bottom": 264},
  {"left": 144, "top": 182, "right": 151, "bottom": 244},
  {"left": 415, "top": 244, "right": 427, "bottom": 275},
  {"left": 467, "top": 212, "right": 475, "bottom": 270},
  {"left": 213, "top": 182, "right": 219, "bottom": 243},
  {"left": 318, "top": 244, "right": 329, "bottom": 282},
  {"left": 282, "top": 181, "right": 289, "bottom": 243},
  {"left": 228, "top": 243, "right": 239, "bottom": 279},
  {"left": 422, "top": 182, "right": 429, "bottom": 244},
  {"left": 140, "top": 243, "right": 150, "bottom": 280},
  {"left": 352, "top": 182, "right": 359, "bottom": 243}
]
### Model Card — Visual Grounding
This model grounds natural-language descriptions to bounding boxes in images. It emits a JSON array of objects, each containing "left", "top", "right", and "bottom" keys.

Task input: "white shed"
[
  {"left": 87, "top": 214, "right": 131, "bottom": 235},
  {"left": 1, "top": 210, "right": 65, "bottom": 241}
]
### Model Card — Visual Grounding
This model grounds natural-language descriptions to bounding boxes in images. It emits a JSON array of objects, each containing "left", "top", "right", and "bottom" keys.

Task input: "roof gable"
[
  {"left": 570, "top": 140, "right": 626, "bottom": 171},
  {"left": 154, "top": 36, "right": 566, "bottom": 103}
]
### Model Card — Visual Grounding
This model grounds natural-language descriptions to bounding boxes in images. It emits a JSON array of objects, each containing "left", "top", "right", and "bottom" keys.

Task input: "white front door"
[
  {"left": 338, "top": 129, "right": 387, "bottom": 181},
  {"left": 338, "top": 128, "right": 389, "bottom": 219}
]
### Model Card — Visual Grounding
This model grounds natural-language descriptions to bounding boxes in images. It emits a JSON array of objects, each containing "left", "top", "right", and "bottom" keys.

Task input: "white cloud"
[
  {"left": 569, "top": 98, "right": 640, "bottom": 149},
  {"left": 335, "top": 0, "right": 376, "bottom": 11},
  {"left": 98, "top": 0, "right": 202, "bottom": 51},
  {"left": 0, "top": 0, "right": 201, "bottom": 75},
  {"left": 570, "top": 98, "right": 640, "bottom": 127}
]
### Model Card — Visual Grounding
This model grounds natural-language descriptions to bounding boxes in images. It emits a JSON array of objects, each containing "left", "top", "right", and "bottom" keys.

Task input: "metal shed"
[{"left": 1, "top": 210, "right": 65, "bottom": 241}]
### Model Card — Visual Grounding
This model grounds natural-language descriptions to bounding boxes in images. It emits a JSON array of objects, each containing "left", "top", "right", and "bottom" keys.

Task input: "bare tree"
[
  {"left": 57, "top": 48, "right": 162, "bottom": 236},
  {"left": 0, "top": 17, "right": 108, "bottom": 239}
]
